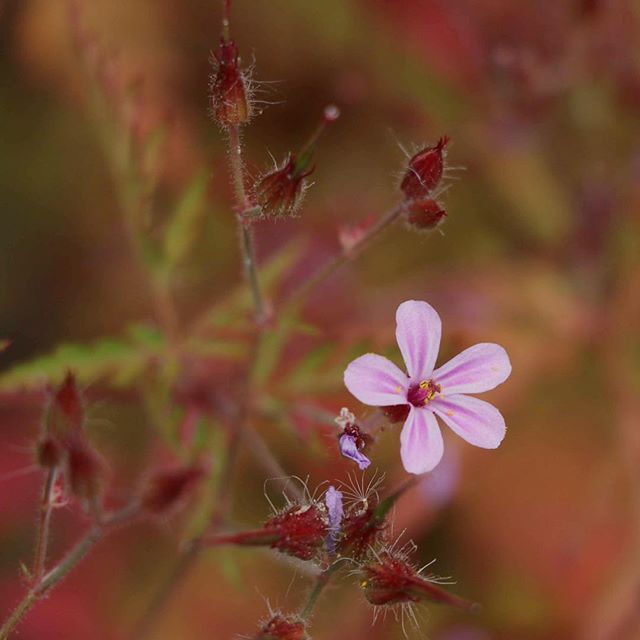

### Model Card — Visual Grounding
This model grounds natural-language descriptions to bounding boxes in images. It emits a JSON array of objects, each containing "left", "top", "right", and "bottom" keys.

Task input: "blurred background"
[{"left": 1, "top": 1, "right": 640, "bottom": 639}]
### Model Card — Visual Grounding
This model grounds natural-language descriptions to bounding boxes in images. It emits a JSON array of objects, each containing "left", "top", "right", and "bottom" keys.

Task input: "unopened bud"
[
  {"left": 53, "top": 371, "right": 84, "bottom": 430},
  {"left": 405, "top": 198, "right": 447, "bottom": 231},
  {"left": 400, "top": 136, "right": 449, "bottom": 199},
  {"left": 361, "top": 550, "right": 473, "bottom": 610},
  {"left": 339, "top": 506, "right": 388, "bottom": 561},
  {"left": 64, "top": 435, "right": 105, "bottom": 504},
  {"left": 210, "top": 37, "right": 250, "bottom": 127},
  {"left": 36, "top": 436, "right": 63, "bottom": 469},
  {"left": 142, "top": 464, "right": 205, "bottom": 515},
  {"left": 254, "top": 613, "right": 309, "bottom": 640}
]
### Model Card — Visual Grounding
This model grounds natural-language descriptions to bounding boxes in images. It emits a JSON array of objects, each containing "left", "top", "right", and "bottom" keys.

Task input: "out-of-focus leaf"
[
  {"left": 0, "top": 326, "right": 166, "bottom": 392},
  {"left": 164, "top": 172, "right": 208, "bottom": 268}
]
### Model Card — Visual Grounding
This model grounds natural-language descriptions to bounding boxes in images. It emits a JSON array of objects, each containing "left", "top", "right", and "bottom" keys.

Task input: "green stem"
[
  {"left": 300, "top": 563, "right": 341, "bottom": 620},
  {"left": 287, "top": 202, "right": 406, "bottom": 307},
  {"left": 31, "top": 468, "right": 57, "bottom": 584},
  {"left": 227, "top": 124, "right": 267, "bottom": 324}
]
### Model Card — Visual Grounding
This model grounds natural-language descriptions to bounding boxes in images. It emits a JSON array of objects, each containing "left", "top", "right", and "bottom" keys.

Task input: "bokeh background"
[{"left": 2, "top": 1, "right": 640, "bottom": 639}]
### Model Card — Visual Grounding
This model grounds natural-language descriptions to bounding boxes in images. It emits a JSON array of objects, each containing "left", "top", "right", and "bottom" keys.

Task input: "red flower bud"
[
  {"left": 64, "top": 435, "right": 105, "bottom": 504},
  {"left": 141, "top": 464, "right": 205, "bottom": 515},
  {"left": 400, "top": 136, "right": 449, "bottom": 199},
  {"left": 338, "top": 505, "right": 388, "bottom": 561},
  {"left": 203, "top": 502, "right": 328, "bottom": 561},
  {"left": 254, "top": 155, "right": 313, "bottom": 218},
  {"left": 253, "top": 613, "right": 309, "bottom": 640},
  {"left": 361, "top": 550, "right": 473, "bottom": 611},
  {"left": 54, "top": 371, "right": 84, "bottom": 430},
  {"left": 36, "top": 436, "right": 63, "bottom": 469},
  {"left": 210, "top": 37, "right": 250, "bottom": 127},
  {"left": 405, "top": 198, "right": 447, "bottom": 231}
]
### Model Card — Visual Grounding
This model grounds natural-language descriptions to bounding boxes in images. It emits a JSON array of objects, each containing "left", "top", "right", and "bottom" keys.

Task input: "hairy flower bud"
[
  {"left": 36, "top": 436, "right": 63, "bottom": 469},
  {"left": 53, "top": 371, "right": 84, "bottom": 430},
  {"left": 210, "top": 37, "right": 250, "bottom": 127},
  {"left": 400, "top": 136, "right": 449, "bottom": 199},
  {"left": 64, "top": 435, "right": 105, "bottom": 504},
  {"left": 254, "top": 613, "right": 309, "bottom": 640},
  {"left": 141, "top": 464, "right": 205, "bottom": 515},
  {"left": 254, "top": 155, "right": 313, "bottom": 218},
  {"left": 405, "top": 198, "right": 447, "bottom": 231},
  {"left": 360, "top": 550, "right": 473, "bottom": 610},
  {"left": 339, "top": 506, "right": 388, "bottom": 561}
]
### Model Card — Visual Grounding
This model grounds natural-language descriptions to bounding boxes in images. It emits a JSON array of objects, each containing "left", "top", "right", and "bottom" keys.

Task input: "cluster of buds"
[
  {"left": 400, "top": 136, "right": 450, "bottom": 232},
  {"left": 253, "top": 105, "right": 340, "bottom": 218},
  {"left": 141, "top": 463, "right": 205, "bottom": 516},
  {"left": 360, "top": 547, "right": 474, "bottom": 612},
  {"left": 252, "top": 613, "right": 309, "bottom": 640},
  {"left": 36, "top": 372, "right": 106, "bottom": 510}
]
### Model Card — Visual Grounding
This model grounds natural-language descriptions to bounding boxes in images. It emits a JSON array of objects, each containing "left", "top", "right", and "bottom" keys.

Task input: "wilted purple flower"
[
  {"left": 335, "top": 408, "right": 371, "bottom": 470},
  {"left": 344, "top": 300, "right": 512, "bottom": 475},
  {"left": 324, "top": 485, "right": 343, "bottom": 554}
]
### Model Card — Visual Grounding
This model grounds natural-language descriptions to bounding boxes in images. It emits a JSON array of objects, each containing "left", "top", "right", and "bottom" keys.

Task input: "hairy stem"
[
  {"left": 288, "top": 202, "right": 407, "bottom": 306},
  {"left": 227, "top": 125, "right": 267, "bottom": 324},
  {"left": 0, "top": 505, "right": 138, "bottom": 640},
  {"left": 31, "top": 468, "right": 58, "bottom": 584},
  {"left": 300, "top": 563, "right": 341, "bottom": 620}
]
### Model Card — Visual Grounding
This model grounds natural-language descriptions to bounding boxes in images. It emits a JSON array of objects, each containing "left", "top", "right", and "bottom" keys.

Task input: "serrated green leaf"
[
  {"left": 0, "top": 329, "right": 165, "bottom": 392},
  {"left": 164, "top": 172, "right": 208, "bottom": 268}
]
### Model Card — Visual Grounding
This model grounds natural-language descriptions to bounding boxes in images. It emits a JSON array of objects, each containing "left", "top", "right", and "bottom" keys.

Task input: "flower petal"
[
  {"left": 396, "top": 300, "right": 441, "bottom": 380},
  {"left": 433, "top": 343, "right": 511, "bottom": 394},
  {"left": 431, "top": 394, "right": 506, "bottom": 449},
  {"left": 339, "top": 434, "right": 371, "bottom": 470},
  {"left": 399, "top": 407, "right": 444, "bottom": 474},
  {"left": 344, "top": 353, "right": 408, "bottom": 407}
]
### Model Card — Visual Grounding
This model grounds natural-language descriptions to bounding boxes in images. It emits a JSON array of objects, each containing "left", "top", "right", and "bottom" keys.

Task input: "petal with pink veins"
[
  {"left": 433, "top": 343, "right": 511, "bottom": 395},
  {"left": 431, "top": 394, "right": 506, "bottom": 449},
  {"left": 400, "top": 407, "right": 444, "bottom": 474},
  {"left": 344, "top": 353, "right": 408, "bottom": 407},
  {"left": 395, "top": 300, "right": 441, "bottom": 381}
]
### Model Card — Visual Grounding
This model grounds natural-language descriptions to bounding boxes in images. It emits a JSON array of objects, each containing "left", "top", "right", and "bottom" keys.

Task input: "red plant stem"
[
  {"left": 227, "top": 124, "right": 267, "bottom": 325},
  {"left": 0, "top": 503, "right": 140, "bottom": 640},
  {"left": 287, "top": 202, "right": 407, "bottom": 307},
  {"left": 31, "top": 468, "right": 58, "bottom": 584}
]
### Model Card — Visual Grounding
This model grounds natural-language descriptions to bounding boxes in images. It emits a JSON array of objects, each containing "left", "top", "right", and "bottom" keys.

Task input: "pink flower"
[{"left": 343, "top": 301, "right": 512, "bottom": 474}]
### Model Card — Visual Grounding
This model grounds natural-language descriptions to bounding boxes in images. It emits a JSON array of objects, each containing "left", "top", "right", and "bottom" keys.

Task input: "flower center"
[{"left": 406, "top": 379, "right": 441, "bottom": 407}]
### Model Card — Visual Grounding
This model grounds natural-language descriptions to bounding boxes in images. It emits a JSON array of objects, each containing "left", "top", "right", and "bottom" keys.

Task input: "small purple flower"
[
  {"left": 344, "top": 300, "right": 512, "bottom": 475},
  {"left": 335, "top": 408, "right": 371, "bottom": 470},
  {"left": 324, "top": 485, "right": 343, "bottom": 554}
]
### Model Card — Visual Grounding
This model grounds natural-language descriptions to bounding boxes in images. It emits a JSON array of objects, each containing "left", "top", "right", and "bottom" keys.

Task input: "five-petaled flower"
[{"left": 344, "top": 300, "right": 512, "bottom": 474}]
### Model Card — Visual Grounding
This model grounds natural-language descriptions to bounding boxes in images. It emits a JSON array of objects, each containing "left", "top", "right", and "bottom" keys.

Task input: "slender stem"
[
  {"left": 227, "top": 124, "right": 267, "bottom": 324},
  {"left": 287, "top": 202, "right": 407, "bottom": 307},
  {"left": 300, "top": 563, "right": 341, "bottom": 620},
  {"left": 0, "top": 505, "right": 138, "bottom": 640},
  {"left": 31, "top": 468, "right": 57, "bottom": 584}
]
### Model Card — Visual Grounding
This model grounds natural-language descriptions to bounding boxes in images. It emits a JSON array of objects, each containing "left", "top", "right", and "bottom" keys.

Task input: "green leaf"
[
  {"left": 0, "top": 326, "right": 165, "bottom": 392},
  {"left": 164, "top": 172, "right": 208, "bottom": 269}
]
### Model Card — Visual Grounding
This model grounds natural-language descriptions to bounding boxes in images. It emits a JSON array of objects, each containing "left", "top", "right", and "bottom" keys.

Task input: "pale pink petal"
[
  {"left": 395, "top": 300, "right": 441, "bottom": 381},
  {"left": 399, "top": 407, "right": 444, "bottom": 474},
  {"left": 344, "top": 353, "right": 408, "bottom": 407},
  {"left": 433, "top": 343, "right": 511, "bottom": 394},
  {"left": 431, "top": 394, "right": 506, "bottom": 449}
]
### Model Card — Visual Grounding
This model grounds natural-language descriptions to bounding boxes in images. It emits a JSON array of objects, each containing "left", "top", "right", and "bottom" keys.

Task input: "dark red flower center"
[{"left": 406, "top": 379, "right": 441, "bottom": 407}]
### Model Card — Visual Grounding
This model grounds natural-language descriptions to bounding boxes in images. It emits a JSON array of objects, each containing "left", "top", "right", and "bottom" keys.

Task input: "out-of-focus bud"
[
  {"left": 64, "top": 435, "right": 105, "bottom": 505},
  {"left": 360, "top": 550, "right": 474, "bottom": 610},
  {"left": 254, "top": 613, "right": 309, "bottom": 640},
  {"left": 36, "top": 436, "right": 63, "bottom": 469},
  {"left": 405, "top": 198, "right": 447, "bottom": 232},
  {"left": 54, "top": 371, "right": 84, "bottom": 430},
  {"left": 254, "top": 105, "right": 339, "bottom": 218},
  {"left": 210, "top": 37, "right": 250, "bottom": 127},
  {"left": 141, "top": 464, "right": 205, "bottom": 516},
  {"left": 400, "top": 136, "right": 449, "bottom": 199}
]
